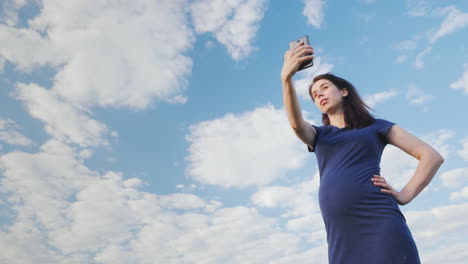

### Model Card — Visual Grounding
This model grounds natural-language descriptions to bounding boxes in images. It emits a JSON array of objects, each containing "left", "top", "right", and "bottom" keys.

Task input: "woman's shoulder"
[
  {"left": 370, "top": 118, "right": 396, "bottom": 138},
  {"left": 373, "top": 118, "right": 396, "bottom": 126}
]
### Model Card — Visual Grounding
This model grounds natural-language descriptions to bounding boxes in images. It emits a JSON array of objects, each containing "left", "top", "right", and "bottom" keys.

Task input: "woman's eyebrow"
[{"left": 312, "top": 83, "right": 327, "bottom": 94}]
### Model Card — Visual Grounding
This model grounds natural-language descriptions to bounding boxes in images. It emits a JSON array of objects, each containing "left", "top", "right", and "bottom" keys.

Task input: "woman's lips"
[{"left": 320, "top": 98, "right": 328, "bottom": 106}]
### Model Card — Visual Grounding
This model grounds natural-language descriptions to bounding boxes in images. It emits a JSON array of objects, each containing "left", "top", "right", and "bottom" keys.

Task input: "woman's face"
[{"left": 310, "top": 79, "right": 348, "bottom": 114}]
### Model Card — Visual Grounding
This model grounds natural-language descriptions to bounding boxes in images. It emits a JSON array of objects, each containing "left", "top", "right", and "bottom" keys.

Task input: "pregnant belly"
[{"left": 318, "top": 172, "right": 398, "bottom": 219}]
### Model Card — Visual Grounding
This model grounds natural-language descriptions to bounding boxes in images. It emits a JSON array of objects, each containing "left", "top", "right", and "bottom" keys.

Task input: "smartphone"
[{"left": 289, "top": 35, "right": 313, "bottom": 71}]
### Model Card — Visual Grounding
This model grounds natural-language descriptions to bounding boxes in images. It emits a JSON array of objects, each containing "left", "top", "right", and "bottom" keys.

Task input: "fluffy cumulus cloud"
[
  {"left": 450, "top": 63, "right": 468, "bottom": 95},
  {"left": 0, "top": 0, "right": 278, "bottom": 157},
  {"left": 0, "top": 139, "right": 328, "bottom": 264},
  {"left": 405, "top": 202, "right": 468, "bottom": 264},
  {"left": 185, "top": 104, "right": 313, "bottom": 188},
  {"left": 381, "top": 144, "right": 418, "bottom": 189},
  {"left": 303, "top": 0, "right": 326, "bottom": 28},
  {"left": 0, "top": 0, "right": 29, "bottom": 26},
  {"left": 0, "top": 0, "right": 272, "bottom": 149},
  {"left": 14, "top": 83, "right": 113, "bottom": 148},
  {"left": 364, "top": 89, "right": 398, "bottom": 109},
  {"left": 0, "top": 23, "right": 65, "bottom": 72},
  {"left": 251, "top": 172, "right": 320, "bottom": 218},
  {"left": 457, "top": 136, "right": 468, "bottom": 161},
  {"left": 0, "top": 118, "right": 33, "bottom": 147},
  {"left": 190, "top": 0, "right": 268, "bottom": 60},
  {"left": 450, "top": 186, "right": 468, "bottom": 201},
  {"left": 440, "top": 168, "right": 468, "bottom": 188},
  {"left": 251, "top": 172, "right": 327, "bottom": 246},
  {"left": 421, "top": 129, "right": 455, "bottom": 159},
  {"left": 0, "top": 0, "right": 195, "bottom": 110}
]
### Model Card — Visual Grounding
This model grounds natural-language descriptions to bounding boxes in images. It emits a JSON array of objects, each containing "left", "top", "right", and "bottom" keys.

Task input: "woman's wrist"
[{"left": 281, "top": 73, "right": 293, "bottom": 83}]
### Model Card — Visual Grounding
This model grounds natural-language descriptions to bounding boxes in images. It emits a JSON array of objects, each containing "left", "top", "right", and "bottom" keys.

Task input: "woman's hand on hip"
[
  {"left": 371, "top": 175, "right": 413, "bottom": 205},
  {"left": 280, "top": 41, "right": 314, "bottom": 81}
]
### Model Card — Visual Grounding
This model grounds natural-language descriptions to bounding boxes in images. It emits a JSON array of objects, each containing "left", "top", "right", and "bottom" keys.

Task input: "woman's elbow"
[
  {"left": 438, "top": 153, "right": 445, "bottom": 165},
  {"left": 432, "top": 151, "right": 445, "bottom": 167}
]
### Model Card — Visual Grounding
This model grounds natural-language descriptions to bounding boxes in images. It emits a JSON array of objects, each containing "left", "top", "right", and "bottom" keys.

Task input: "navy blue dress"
[{"left": 308, "top": 119, "right": 420, "bottom": 264}]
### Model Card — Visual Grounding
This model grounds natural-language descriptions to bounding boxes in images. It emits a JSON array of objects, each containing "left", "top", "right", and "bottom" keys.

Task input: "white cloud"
[
  {"left": 406, "top": 83, "right": 435, "bottom": 109},
  {"left": 0, "top": 0, "right": 270, "bottom": 124},
  {"left": 421, "top": 129, "right": 455, "bottom": 160},
  {"left": 430, "top": 6, "right": 468, "bottom": 43},
  {"left": 450, "top": 63, "right": 468, "bottom": 95},
  {"left": 364, "top": 89, "right": 398, "bottom": 108},
  {"left": 457, "top": 136, "right": 468, "bottom": 161},
  {"left": 0, "top": 118, "right": 33, "bottom": 146},
  {"left": 293, "top": 56, "right": 334, "bottom": 101},
  {"left": 413, "top": 46, "right": 432, "bottom": 69},
  {"left": 14, "top": 83, "right": 112, "bottom": 148},
  {"left": 1, "top": 138, "right": 322, "bottom": 264},
  {"left": 250, "top": 172, "right": 329, "bottom": 257},
  {"left": 190, "top": 0, "right": 267, "bottom": 60},
  {"left": 0, "top": 0, "right": 195, "bottom": 110},
  {"left": 423, "top": 242, "right": 468, "bottom": 264},
  {"left": 440, "top": 168, "right": 468, "bottom": 189},
  {"left": 159, "top": 193, "right": 207, "bottom": 210},
  {"left": 251, "top": 172, "right": 321, "bottom": 218},
  {"left": 0, "top": 0, "right": 30, "bottom": 26},
  {"left": 251, "top": 172, "right": 327, "bottom": 245},
  {"left": 185, "top": 104, "right": 313, "bottom": 188},
  {"left": 303, "top": 0, "right": 326, "bottom": 28},
  {"left": 450, "top": 186, "right": 468, "bottom": 201},
  {"left": 0, "top": 140, "right": 97, "bottom": 262},
  {"left": 0, "top": 55, "right": 5, "bottom": 72},
  {"left": 0, "top": 24, "right": 65, "bottom": 72},
  {"left": 440, "top": 168, "right": 468, "bottom": 188},
  {"left": 404, "top": 202, "right": 468, "bottom": 263},
  {"left": 252, "top": 185, "right": 298, "bottom": 208},
  {"left": 381, "top": 144, "right": 418, "bottom": 189}
]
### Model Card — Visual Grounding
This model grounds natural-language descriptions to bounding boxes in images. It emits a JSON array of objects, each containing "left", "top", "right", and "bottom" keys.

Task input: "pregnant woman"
[{"left": 281, "top": 41, "right": 444, "bottom": 263}]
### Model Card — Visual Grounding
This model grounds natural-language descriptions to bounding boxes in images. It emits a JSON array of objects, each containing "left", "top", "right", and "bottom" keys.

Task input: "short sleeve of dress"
[
  {"left": 375, "top": 119, "right": 396, "bottom": 144},
  {"left": 307, "top": 125, "right": 322, "bottom": 152}
]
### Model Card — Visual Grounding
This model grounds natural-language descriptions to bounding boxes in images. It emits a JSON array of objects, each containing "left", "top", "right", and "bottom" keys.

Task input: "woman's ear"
[{"left": 341, "top": 88, "right": 349, "bottom": 97}]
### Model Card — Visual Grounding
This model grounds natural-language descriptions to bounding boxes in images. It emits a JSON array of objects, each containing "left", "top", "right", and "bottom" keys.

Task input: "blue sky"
[{"left": 1, "top": 0, "right": 468, "bottom": 263}]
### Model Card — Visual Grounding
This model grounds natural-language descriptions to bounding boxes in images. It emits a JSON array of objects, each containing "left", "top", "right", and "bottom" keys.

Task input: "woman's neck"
[{"left": 328, "top": 112, "right": 346, "bottom": 128}]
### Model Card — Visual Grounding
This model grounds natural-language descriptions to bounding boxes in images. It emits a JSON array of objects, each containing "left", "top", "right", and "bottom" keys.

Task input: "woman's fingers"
[
  {"left": 293, "top": 46, "right": 314, "bottom": 57},
  {"left": 371, "top": 175, "right": 396, "bottom": 194},
  {"left": 281, "top": 43, "right": 314, "bottom": 78},
  {"left": 300, "top": 55, "right": 314, "bottom": 63}
]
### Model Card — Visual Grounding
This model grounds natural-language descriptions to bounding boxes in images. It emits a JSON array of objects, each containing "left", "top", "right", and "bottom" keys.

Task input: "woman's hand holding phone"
[{"left": 281, "top": 39, "right": 314, "bottom": 81}]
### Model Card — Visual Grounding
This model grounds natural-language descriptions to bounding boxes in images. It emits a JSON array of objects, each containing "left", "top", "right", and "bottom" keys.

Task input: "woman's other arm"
[{"left": 385, "top": 125, "right": 444, "bottom": 205}]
